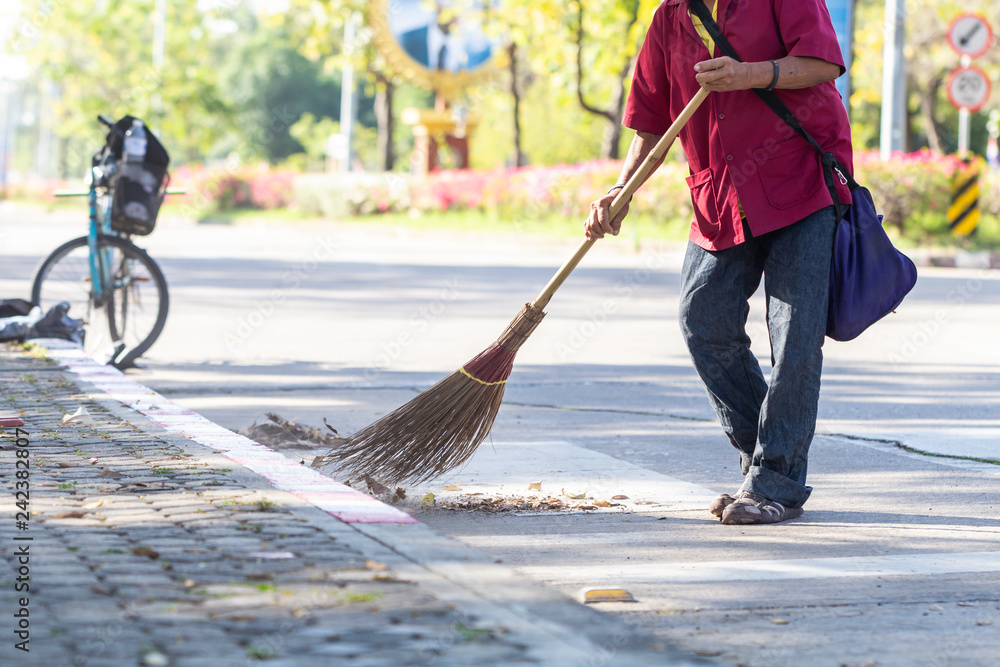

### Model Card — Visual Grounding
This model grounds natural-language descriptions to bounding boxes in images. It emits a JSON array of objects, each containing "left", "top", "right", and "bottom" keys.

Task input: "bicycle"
[{"left": 31, "top": 114, "right": 179, "bottom": 370}]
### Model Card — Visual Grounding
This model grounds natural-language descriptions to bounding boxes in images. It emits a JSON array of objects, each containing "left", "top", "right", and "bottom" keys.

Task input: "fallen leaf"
[
  {"left": 563, "top": 489, "right": 588, "bottom": 499},
  {"left": 394, "top": 487, "right": 407, "bottom": 499},
  {"left": 634, "top": 500, "right": 655, "bottom": 505},
  {"left": 466, "top": 492, "right": 483, "bottom": 496},
  {"left": 53, "top": 511, "right": 87, "bottom": 519},
  {"left": 528, "top": 481, "right": 542, "bottom": 491},
  {"left": 62, "top": 406, "right": 95, "bottom": 426},
  {"left": 246, "top": 573, "right": 272, "bottom": 581},
  {"left": 421, "top": 493, "right": 435, "bottom": 506},
  {"left": 82, "top": 500, "right": 105, "bottom": 510},
  {"left": 612, "top": 495, "right": 629, "bottom": 500},
  {"left": 89, "top": 457, "right": 99, "bottom": 465},
  {"left": 99, "top": 469, "right": 123, "bottom": 479},
  {"left": 90, "top": 585, "right": 115, "bottom": 595},
  {"left": 593, "top": 500, "right": 612, "bottom": 508},
  {"left": 365, "top": 476, "right": 390, "bottom": 496},
  {"left": 57, "top": 462, "right": 73, "bottom": 468},
  {"left": 976, "top": 620, "right": 992, "bottom": 626},
  {"left": 183, "top": 579, "right": 197, "bottom": 588},
  {"left": 228, "top": 615, "right": 257, "bottom": 622},
  {"left": 770, "top": 619, "right": 790, "bottom": 625},
  {"left": 131, "top": 546, "right": 160, "bottom": 559},
  {"left": 578, "top": 505, "right": 597, "bottom": 511},
  {"left": 366, "top": 559, "right": 389, "bottom": 572},
  {"left": 322, "top": 418, "right": 338, "bottom": 434},
  {"left": 928, "top": 604, "right": 944, "bottom": 612},
  {"left": 444, "top": 485, "right": 461, "bottom": 491}
]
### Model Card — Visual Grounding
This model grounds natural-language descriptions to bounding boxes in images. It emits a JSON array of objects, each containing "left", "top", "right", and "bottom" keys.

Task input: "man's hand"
[
  {"left": 585, "top": 193, "right": 630, "bottom": 240},
  {"left": 694, "top": 56, "right": 765, "bottom": 92}
]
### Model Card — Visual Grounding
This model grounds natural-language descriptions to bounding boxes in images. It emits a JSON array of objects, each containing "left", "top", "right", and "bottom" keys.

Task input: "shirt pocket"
[
  {"left": 756, "top": 138, "right": 823, "bottom": 210},
  {"left": 685, "top": 167, "right": 721, "bottom": 238}
]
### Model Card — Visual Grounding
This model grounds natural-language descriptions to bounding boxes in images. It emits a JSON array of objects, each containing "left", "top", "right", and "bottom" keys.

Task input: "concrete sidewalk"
[{"left": 0, "top": 341, "right": 705, "bottom": 667}]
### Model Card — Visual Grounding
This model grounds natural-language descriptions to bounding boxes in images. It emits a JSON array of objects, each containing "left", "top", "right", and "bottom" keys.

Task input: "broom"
[{"left": 319, "top": 88, "right": 710, "bottom": 486}]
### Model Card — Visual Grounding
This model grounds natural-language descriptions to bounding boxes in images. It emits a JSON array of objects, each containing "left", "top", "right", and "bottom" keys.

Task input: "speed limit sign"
[
  {"left": 947, "top": 65, "right": 991, "bottom": 112},
  {"left": 948, "top": 14, "right": 993, "bottom": 59}
]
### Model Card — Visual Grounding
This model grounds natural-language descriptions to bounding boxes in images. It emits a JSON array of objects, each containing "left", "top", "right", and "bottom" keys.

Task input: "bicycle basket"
[{"left": 107, "top": 115, "right": 170, "bottom": 236}]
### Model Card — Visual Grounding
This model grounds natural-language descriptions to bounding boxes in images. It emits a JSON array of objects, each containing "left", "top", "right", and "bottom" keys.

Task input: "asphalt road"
[{"left": 3, "top": 202, "right": 999, "bottom": 666}]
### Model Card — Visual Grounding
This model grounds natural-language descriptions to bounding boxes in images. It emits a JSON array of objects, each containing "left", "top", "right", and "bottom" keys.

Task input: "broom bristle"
[{"left": 319, "top": 303, "right": 546, "bottom": 486}]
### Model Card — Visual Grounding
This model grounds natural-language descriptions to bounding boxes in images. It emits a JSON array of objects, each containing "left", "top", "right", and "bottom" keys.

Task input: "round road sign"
[
  {"left": 948, "top": 14, "right": 993, "bottom": 58},
  {"left": 947, "top": 66, "right": 991, "bottom": 113}
]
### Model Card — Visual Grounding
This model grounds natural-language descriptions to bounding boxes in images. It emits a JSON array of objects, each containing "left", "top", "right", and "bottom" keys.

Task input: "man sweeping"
[{"left": 585, "top": 0, "right": 854, "bottom": 524}]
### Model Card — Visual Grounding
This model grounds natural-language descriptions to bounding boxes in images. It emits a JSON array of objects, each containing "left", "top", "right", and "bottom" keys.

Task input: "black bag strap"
[{"left": 688, "top": 0, "right": 856, "bottom": 217}]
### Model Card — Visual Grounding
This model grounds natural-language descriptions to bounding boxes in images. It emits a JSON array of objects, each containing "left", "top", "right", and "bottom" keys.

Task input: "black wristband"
[
  {"left": 607, "top": 184, "right": 626, "bottom": 195},
  {"left": 766, "top": 60, "right": 780, "bottom": 91}
]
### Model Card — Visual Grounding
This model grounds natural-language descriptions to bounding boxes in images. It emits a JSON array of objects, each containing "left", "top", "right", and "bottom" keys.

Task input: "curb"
[{"left": 908, "top": 248, "right": 1000, "bottom": 269}]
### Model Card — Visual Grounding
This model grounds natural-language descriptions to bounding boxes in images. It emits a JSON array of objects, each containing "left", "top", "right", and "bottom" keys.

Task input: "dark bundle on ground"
[{"left": 241, "top": 412, "right": 347, "bottom": 451}]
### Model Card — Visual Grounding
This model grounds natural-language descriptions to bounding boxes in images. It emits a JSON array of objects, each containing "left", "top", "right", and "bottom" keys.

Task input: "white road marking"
[
  {"left": 520, "top": 551, "right": 1000, "bottom": 585},
  {"left": 420, "top": 441, "right": 719, "bottom": 512}
]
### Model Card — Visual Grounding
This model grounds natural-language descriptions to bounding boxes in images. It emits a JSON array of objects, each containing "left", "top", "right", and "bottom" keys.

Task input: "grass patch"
[
  {"left": 58, "top": 482, "right": 77, "bottom": 490},
  {"left": 453, "top": 623, "right": 493, "bottom": 641},
  {"left": 896, "top": 443, "right": 1000, "bottom": 466},
  {"left": 342, "top": 591, "right": 382, "bottom": 604},
  {"left": 224, "top": 498, "right": 278, "bottom": 512},
  {"left": 339, "top": 208, "right": 691, "bottom": 244},
  {"left": 235, "top": 522, "right": 263, "bottom": 533},
  {"left": 99, "top": 548, "right": 126, "bottom": 555},
  {"left": 196, "top": 207, "right": 313, "bottom": 225},
  {"left": 245, "top": 646, "right": 275, "bottom": 660}
]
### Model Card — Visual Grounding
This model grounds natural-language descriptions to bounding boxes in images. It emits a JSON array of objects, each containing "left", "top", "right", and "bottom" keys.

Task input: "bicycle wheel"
[{"left": 32, "top": 235, "right": 168, "bottom": 367}]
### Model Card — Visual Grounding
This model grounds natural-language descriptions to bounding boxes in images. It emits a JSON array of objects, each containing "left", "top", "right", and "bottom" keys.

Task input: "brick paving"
[{"left": 0, "top": 345, "right": 579, "bottom": 667}]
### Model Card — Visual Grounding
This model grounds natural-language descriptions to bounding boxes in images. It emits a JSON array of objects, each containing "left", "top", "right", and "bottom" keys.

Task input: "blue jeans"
[{"left": 679, "top": 206, "right": 837, "bottom": 509}]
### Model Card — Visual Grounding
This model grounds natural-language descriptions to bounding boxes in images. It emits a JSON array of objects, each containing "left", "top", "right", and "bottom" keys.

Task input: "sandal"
[
  {"left": 708, "top": 493, "right": 736, "bottom": 518},
  {"left": 720, "top": 492, "right": 803, "bottom": 525}
]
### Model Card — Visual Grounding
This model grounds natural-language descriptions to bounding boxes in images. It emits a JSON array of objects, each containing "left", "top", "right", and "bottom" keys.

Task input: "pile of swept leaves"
[
  {"left": 433, "top": 486, "right": 647, "bottom": 513},
  {"left": 240, "top": 413, "right": 346, "bottom": 451}
]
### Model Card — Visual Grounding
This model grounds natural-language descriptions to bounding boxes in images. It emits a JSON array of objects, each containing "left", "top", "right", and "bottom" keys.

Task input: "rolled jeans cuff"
[{"left": 739, "top": 465, "right": 812, "bottom": 509}]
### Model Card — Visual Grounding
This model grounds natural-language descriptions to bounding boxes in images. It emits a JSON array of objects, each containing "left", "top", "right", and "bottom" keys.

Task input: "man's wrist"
[{"left": 750, "top": 61, "right": 775, "bottom": 90}]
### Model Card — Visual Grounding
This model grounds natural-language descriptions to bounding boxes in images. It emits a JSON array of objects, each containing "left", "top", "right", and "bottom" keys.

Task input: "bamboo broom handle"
[{"left": 531, "top": 87, "right": 711, "bottom": 311}]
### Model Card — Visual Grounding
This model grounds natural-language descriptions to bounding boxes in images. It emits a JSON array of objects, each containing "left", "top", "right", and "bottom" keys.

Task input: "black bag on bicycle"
[{"left": 105, "top": 115, "right": 170, "bottom": 236}]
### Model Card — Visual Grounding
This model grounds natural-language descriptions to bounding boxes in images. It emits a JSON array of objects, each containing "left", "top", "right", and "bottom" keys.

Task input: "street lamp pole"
[
  {"left": 339, "top": 14, "right": 357, "bottom": 173},
  {"left": 880, "top": 0, "right": 906, "bottom": 160},
  {"left": 153, "top": 0, "right": 166, "bottom": 124}
]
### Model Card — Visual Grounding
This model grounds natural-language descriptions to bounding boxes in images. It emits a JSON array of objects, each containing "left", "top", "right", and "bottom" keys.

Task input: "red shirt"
[{"left": 623, "top": 0, "right": 854, "bottom": 250}]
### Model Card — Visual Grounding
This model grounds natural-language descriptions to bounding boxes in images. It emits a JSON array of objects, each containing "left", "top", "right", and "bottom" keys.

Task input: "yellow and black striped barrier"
[{"left": 948, "top": 161, "right": 980, "bottom": 236}]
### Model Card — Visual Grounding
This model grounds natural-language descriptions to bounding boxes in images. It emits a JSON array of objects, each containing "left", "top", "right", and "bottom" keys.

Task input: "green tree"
[
  {"left": 277, "top": 1, "right": 398, "bottom": 170},
  {"left": 15, "top": 0, "right": 231, "bottom": 166},
  {"left": 218, "top": 18, "right": 343, "bottom": 163}
]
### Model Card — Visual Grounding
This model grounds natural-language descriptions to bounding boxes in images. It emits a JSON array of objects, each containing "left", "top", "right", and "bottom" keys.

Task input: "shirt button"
[
  {"left": 719, "top": 113, "right": 726, "bottom": 119},
  {"left": 726, "top": 154, "right": 734, "bottom": 161}
]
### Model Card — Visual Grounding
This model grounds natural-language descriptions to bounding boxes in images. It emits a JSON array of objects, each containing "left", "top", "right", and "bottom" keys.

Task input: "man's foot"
[
  {"left": 720, "top": 492, "right": 803, "bottom": 525},
  {"left": 708, "top": 493, "right": 736, "bottom": 518}
]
